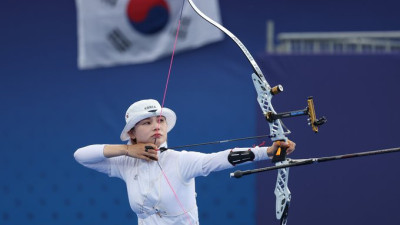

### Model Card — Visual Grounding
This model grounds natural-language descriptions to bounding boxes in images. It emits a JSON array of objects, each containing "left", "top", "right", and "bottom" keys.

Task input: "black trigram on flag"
[{"left": 108, "top": 28, "right": 132, "bottom": 52}]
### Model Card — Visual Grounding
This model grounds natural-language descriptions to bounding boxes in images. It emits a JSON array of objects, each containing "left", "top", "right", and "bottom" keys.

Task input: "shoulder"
[
  {"left": 166, "top": 150, "right": 208, "bottom": 164},
  {"left": 161, "top": 149, "right": 182, "bottom": 159}
]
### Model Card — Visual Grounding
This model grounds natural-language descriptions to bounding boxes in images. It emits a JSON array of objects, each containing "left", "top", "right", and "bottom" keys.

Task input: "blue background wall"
[
  {"left": 1, "top": 0, "right": 399, "bottom": 225},
  {"left": 255, "top": 55, "right": 400, "bottom": 224}
]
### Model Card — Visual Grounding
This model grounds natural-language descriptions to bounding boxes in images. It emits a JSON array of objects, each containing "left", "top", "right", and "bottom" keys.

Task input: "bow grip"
[{"left": 272, "top": 141, "right": 288, "bottom": 163}]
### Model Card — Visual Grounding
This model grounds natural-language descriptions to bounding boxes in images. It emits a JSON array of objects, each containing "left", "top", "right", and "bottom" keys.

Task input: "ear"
[{"left": 128, "top": 129, "right": 135, "bottom": 140}]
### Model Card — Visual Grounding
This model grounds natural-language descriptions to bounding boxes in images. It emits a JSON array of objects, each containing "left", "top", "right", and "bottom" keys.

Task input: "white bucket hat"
[{"left": 120, "top": 99, "right": 176, "bottom": 141}]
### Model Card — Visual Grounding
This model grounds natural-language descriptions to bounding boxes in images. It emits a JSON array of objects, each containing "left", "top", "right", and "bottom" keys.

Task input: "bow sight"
[{"left": 265, "top": 93, "right": 327, "bottom": 133}]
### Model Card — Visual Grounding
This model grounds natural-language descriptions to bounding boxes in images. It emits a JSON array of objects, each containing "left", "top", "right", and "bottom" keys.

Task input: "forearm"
[
  {"left": 103, "top": 145, "right": 128, "bottom": 158},
  {"left": 105, "top": 143, "right": 159, "bottom": 161},
  {"left": 179, "top": 146, "right": 270, "bottom": 180},
  {"left": 206, "top": 146, "right": 270, "bottom": 171}
]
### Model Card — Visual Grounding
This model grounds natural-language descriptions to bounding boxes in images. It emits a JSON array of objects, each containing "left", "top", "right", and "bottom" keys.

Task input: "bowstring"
[{"left": 155, "top": 1, "right": 194, "bottom": 224}]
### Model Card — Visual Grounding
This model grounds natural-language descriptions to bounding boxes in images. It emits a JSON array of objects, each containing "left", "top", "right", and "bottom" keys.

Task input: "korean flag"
[{"left": 76, "top": 0, "right": 224, "bottom": 69}]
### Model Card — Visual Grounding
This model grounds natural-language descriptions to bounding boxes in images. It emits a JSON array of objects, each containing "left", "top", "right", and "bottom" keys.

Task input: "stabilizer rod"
[{"left": 230, "top": 146, "right": 400, "bottom": 178}]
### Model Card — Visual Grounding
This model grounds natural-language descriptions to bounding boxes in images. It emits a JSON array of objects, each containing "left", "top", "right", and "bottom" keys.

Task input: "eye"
[
  {"left": 140, "top": 120, "right": 151, "bottom": 125},
  {"left": 158, "top": 117, "right": 166, "bottom": 123}
]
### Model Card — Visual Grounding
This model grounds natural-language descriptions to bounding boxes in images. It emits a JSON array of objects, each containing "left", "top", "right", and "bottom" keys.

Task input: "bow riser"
[
  {"left": 275, "top": 161, "right": 292, "bottom": 225},
  {"left": 252, "top": 73, "right": 289, "bottom": 142}
]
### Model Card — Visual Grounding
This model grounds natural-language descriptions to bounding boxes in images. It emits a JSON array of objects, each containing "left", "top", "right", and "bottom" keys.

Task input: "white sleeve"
[
  {"left": 178, "top": 146, "right": 269, "bottom": 181},
  {"left": 73, "top": 144, "right": 126, "bottom": 179}
]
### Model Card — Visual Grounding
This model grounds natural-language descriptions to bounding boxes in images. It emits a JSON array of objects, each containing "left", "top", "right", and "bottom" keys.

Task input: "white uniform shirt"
[{"left": 74, "top": 144, "right": 270, "bottom": 225}]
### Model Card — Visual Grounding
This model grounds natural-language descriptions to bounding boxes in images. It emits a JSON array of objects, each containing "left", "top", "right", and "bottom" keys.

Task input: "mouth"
[{"left": 152, "top": 133, "right": 162, "bottom": 138}]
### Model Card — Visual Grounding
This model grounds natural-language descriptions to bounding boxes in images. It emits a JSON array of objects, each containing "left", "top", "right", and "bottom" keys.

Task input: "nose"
[{"left": 152, "top": 121, "right": 160, "bottom": 131}]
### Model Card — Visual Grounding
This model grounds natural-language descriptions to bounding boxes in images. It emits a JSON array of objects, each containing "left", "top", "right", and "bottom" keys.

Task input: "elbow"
[
  {"left": 73, "top": 144, "right": 106, "bottom": 164},
  {"left": 73, "top": 147, "right": 84, "bottom": 163}
]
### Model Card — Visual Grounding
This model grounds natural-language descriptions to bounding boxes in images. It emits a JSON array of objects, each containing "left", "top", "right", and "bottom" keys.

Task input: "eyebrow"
[
  {"left": 139, "top": 116, "right": 165, "bottom": 123},
  {"left": 140, "top": 118, "right": 151, "bottom": 123}
]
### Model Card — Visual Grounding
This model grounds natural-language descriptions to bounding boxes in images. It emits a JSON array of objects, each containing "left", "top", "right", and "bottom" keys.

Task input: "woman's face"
[{"left": 129, "top": 116, "right": 167, "bottom": 147}]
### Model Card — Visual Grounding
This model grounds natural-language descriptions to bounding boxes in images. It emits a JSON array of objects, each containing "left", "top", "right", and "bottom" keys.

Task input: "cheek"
[{"left": 130, "top": 126, "right": 144, "bottom": 137}]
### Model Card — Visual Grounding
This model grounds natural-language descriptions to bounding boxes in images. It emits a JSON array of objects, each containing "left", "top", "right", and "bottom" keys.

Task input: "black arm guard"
[{"left": 228, "top": 149, "right": 255, "bottom": 166}]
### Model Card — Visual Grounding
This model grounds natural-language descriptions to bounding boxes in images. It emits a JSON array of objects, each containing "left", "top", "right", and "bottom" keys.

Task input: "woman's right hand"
[{"left": 127, "top": 143, "right": 159, "bottom": 161}]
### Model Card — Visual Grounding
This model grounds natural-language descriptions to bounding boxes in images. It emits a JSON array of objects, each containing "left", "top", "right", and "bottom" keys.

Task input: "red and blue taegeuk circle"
[{"left": 126, "top": 0, "right": 170, "bottom": 35}]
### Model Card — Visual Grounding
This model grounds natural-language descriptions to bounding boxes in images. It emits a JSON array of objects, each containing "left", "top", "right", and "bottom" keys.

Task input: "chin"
[{"left": 155, "top": 138, "right": 166, "bottom": 146}]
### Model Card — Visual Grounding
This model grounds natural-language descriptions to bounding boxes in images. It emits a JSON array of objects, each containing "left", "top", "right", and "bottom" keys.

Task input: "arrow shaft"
[{"left": 165, "top": 134, "right": 273, "bottom": 150}]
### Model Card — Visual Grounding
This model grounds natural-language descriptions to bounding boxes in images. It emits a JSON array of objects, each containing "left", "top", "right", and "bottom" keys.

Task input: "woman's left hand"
[{"left": 267, "top": 139, "right": 296, "bottom": 158}]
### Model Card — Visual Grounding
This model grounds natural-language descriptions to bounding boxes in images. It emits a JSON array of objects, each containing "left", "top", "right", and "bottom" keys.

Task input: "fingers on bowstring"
[
  {"left": 144, "top": 144, "right": 158, "bottom": 151},
  {"left": 146, "top": 149, "right": 158, "bottom": 155}
]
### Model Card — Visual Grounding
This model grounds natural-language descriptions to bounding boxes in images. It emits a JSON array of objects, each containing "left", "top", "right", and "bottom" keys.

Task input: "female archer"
[{"left": 74, "top": 99, "right": 296, "bottom": 225}]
